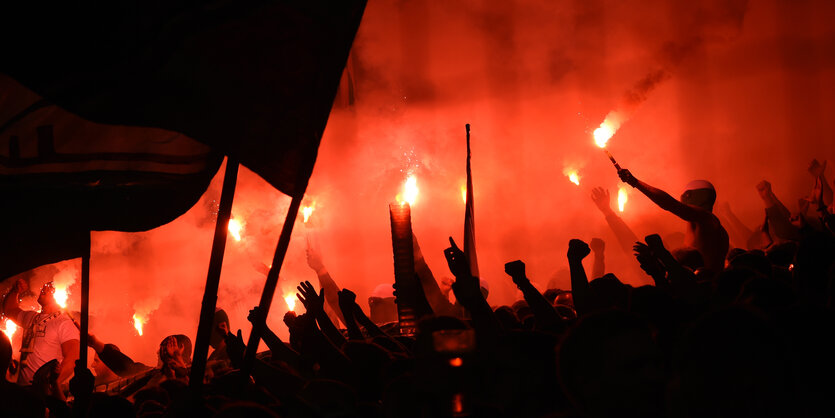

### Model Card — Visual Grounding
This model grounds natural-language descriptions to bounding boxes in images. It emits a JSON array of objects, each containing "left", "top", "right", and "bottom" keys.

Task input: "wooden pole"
[
  {"left": 189, "top": 158, "right": 239, "bottom": 389},
  {"left": 241, "top": 193, "right": 303, "bottom": 375}
]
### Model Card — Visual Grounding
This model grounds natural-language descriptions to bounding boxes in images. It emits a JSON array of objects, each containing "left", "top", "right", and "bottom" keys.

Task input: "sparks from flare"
[
  {"left": 396, "top": 175, "right": 419, "bottom": 206},
  {"left": 285, "top": 294, "right": 297, "bottom": 312},
  {"left": 2, "top": 318, "right": 16, "bottom": 340},
  {"left": 618, "top": 186, "right": 628, "bottom": 212},
  {"left": 133, "top": 314, "right": 144, "bottom": 336},
  {"left": 228, "top": 218, "right": 243, "bottom": 241},
  {"left": 302, "top": 203, "right": 316, "bottom": 223}
]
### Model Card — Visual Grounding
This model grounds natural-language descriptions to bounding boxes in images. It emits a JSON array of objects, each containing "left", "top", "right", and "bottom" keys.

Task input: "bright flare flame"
[
  {"left": 133, "top": 314, "right": 144, "bottom": 336},
  {"left": 53, "top": 287, "right": 68, "bottom": 309},
  {"left": 2, "top": 318, "right": 17, "bottom": 340},
  {"left": 228, "top": 218, "right": 243, "bottom": 241},
  {"left": 461, "top": 185, "right": 467, "bottom": 203},
  {"left": 285, "top": 294, "right": 297, "bottom": 312},
  {"left": 593, "top": 123, "right": 615, "bottom": 148},
  {"left": 563, "top": 167, "right": 581, "bottom": 186},
  {"left": 396, "top": 175, "right": 419, "bottom": 206},
  {"left": 618, "top": 186, "right": 628, "bottom": 212},
  {"left": 302, "top": 203, "right": 315, "bottom": 223}
]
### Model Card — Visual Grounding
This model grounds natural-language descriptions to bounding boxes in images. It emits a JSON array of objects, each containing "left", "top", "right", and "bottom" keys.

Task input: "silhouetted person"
[{"left": 619, "top": 169, "right": 729, "bottom": 275}]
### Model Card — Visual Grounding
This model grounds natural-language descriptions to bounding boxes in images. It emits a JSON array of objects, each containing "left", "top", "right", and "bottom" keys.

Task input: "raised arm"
[
  {"left": 297, "top": 281, "right": 346, "bottom": 348},
  {"left": 591, "top": 187, "right": 639, "bottom": 254},
  {"left": 567, "top": 239, "right": 591, "bottom": 316},
  {"left": 757, "top": 180, "right": 800, "bottom": 241},
  {"left": 504, "top": 260, "right": 561, "bottom": 330},
  {"left": 444, "top": 237, "right": 501, "bottom": 337},
  {"left": 306, "top": 245, "right": 346, "bottom": 326},
  {"left": 336, "top": 289, "right": 364, "bottom": 341},
  {"left": 619, "top": 169, "right": 712, "bottom": 223}
]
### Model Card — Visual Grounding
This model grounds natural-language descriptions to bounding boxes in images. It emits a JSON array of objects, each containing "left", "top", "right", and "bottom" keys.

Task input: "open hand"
[
  {"left": 296, "top": 281, "right": 325, "bottom": 316},
  {"left": 590, "top": 187, "right": 611, "bottom": 213}
]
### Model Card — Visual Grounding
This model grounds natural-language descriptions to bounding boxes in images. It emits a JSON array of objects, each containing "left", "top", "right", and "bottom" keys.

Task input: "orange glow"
[
  {"left": 618, "top": 186, "right": 628, "bottom": 212},
  {"left": 563, "top": 167, "right": 580, "bottom": 186},
  {"left": 452, "top": 393, "right": 464, "bottom": 414},
  {"left": 53, "top": 286, "right": 68, "bottom": 309},
  {"left": 2, "top": 318, "right": 16, "bottom": 340},
  {"left": 395, "top": 175, "right": 419, "bottom": 206},
  {"left": 228, "top": 218, "right": 243, "bottom": 241},
  {"left": 285, "top": 294, "right": 297, "bottom": 312},
  {"left": 133, "top": 314, "right": 144, "bottom": 336},
  {"left": 461, "top": 184, "right": 467, "bottom": 203},
  {"left": 302, "top": 203, "right": 315, "bottom": 223},
  {"left": 449, "top": 357, "right": 463, "bottom": 367}
]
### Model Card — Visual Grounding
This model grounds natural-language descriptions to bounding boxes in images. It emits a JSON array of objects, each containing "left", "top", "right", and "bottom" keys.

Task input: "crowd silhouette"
[{"left": 2, "top": 159, "right": 835, "bottom": 417}]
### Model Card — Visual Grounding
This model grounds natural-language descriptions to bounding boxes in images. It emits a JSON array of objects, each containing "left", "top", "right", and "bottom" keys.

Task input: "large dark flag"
[{"left": 0, "top": 0, "right": 366, "bottom": 279}]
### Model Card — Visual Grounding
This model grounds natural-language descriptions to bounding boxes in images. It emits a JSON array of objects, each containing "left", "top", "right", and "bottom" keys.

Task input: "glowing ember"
[
  {"left": 302, "top": 203, "right": 315, "bottom": 223},
  {"left": 133, "top": 314, "right": 144, "bottom": 336},
  {"left": 461, "top": 185, "right": 467, "bottom": 203},
  {"left": 563, "top": 167, "right": 581, "bottom": 186},
  {"left": 285, "top": 294, "right": 297, "bottom": 312},
  {"left": 2, "top": 318, "right": 16, "bottom": 340},
  {"left": 396, "top": 175, "right": 419, "bottom": 206},
  {"left": 449, "top": 357, "right": 463, "bottom": 367},
  {"left": 53, "top": 286, "right": 68, "bottom": 309},
  {"left": 618, "top": 186, "right": 628, "bottom": 212},
  {"left": 227, "top": 218, "right": 243, "bottom": 241}
]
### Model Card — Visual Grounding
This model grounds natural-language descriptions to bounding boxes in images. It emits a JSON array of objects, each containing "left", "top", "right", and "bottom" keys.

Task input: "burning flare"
[
  {"left": 133, "top": 314, "right": 144, "bottom": 336},
  {"left": 461, "top": 185, "right": 467, "bottom": 203},
  {"left": 53, "top": 286, "right": 68, "bottom": 309},
  {"left": 563, "top": 167, "right": 581, "bottom": 186},
  {"left": 618, "top": 186, "right": 628, "bottom": 212},
  {"left": 302, "top": 203, "right": 316, "bottom": 223},
  {"left": 593, "top": 112, "right": 624, "bottom": 148},
  {"left": 285, "top": 294, "right": 297, "bottom": 312},
  {"left": 2, "top": 318, "right": 16, "bottom": 340},
  {"left": 396, "top": 175, "right": 419, "bottom": 206},
  {"left": 228, "top": 218, "right": 243, "bottom": 241}
]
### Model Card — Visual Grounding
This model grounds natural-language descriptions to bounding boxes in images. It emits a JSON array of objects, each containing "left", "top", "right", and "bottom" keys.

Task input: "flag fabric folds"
[
  {"left": 0, "top": 0, "right": 367, "bottom": 279},
  {"left": 0, "top": 75, "right": 222, "bottom": 280},
  {"left": 0, "top": 0, "right": 367, "bottom": 198}
]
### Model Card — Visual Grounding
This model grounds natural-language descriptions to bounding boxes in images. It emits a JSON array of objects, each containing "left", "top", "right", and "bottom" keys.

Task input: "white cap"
[
  {"left": 371, "top": 283, "right": 394, "bottom": 298},
  {"left": 684, "top": 180, "right": 715, "bottom": 192}
]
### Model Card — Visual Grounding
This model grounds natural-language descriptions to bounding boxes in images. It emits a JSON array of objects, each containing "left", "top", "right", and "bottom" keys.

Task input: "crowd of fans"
[{"left": 2, "top": 159, "right": 835, "bottom": 417}]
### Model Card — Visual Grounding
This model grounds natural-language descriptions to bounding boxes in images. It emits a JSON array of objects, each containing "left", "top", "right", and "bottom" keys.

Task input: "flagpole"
[
  {"left": 189, "top": 157, "right": 239, "bottom": 389},
  {"left": 79, "top": 232, "right": 91, "bottom": 368},
  {"left": 241, "top": 193, "right": 304, "bottom": 375}
]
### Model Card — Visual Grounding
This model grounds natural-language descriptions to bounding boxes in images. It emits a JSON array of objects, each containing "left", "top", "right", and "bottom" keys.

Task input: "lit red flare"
[
  {"left": 461, "top": 184, "right": 467, "bottom": 203},
  {"left": 593, "top": 112, "right": 623, "bottom": 148},
  {"left": 302, "top": 203, "right": 316, "bottom": 223},
  {"left": 227, "top": 218, "right": 243, "bottom": 241},
  {"left": 133, "top": 314, "right": 144, "bottom": 336},
  {"left": 563, "top": 168, "right": 581, "bottom": 186},
  {"left": 53, "top": 286, "right": 69, "bottom": 309},
  {"left": 2, "top": 318, "right": 16, "bottom": 340},
  {"left": 285, "top": 294, "right": 297, "bottom": 312},
  {"left": 618, "top": 186, "right": 628, "bottom": 212},
  {"left": 395, "top": 175, "right": 419, "bottom": 206}
]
